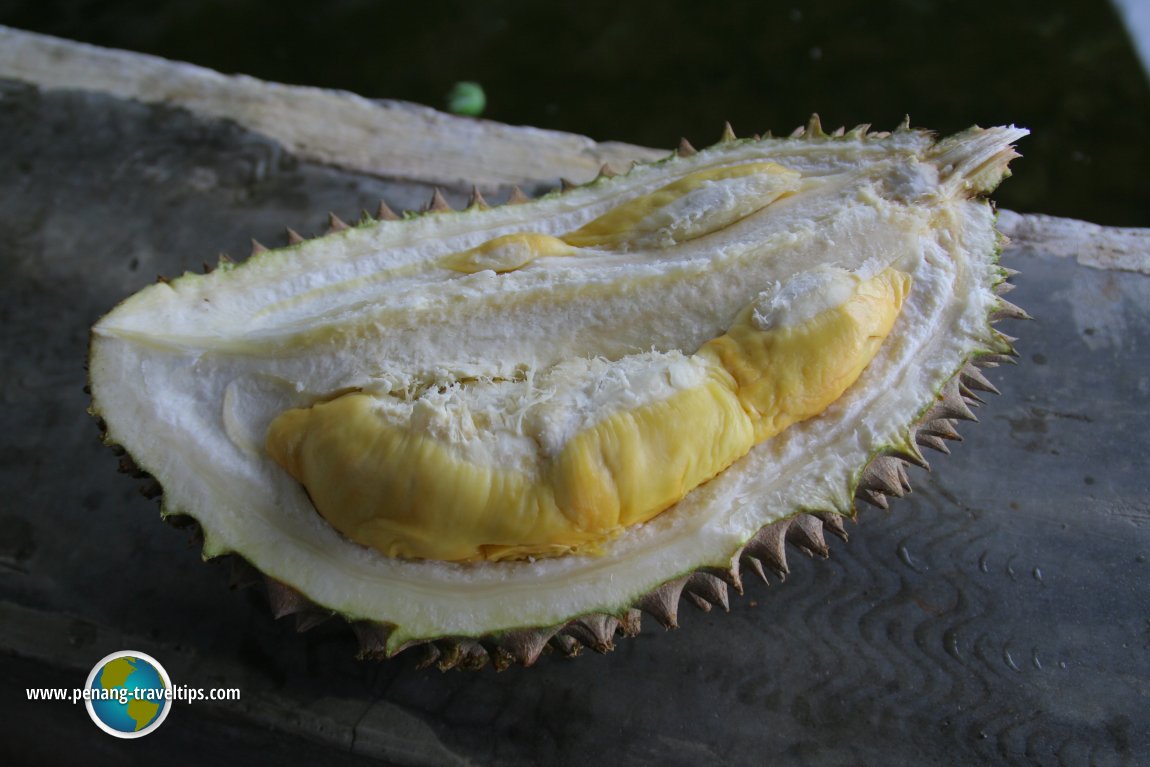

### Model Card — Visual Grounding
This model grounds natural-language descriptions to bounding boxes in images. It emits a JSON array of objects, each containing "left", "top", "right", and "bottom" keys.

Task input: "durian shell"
[{"left": 90, "top": 118, "right": 1027, "bottom": 668}]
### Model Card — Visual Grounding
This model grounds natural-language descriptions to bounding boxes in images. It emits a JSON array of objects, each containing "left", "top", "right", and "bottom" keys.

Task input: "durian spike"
[
  {"left": 975, "top": 352, "right": 1018, "bottom": 367},
  {"left": 548, "top": 633, "right": 583, "bottom": 658},
  {"left": 816, "top": 512, "right": 849, "bottom": 542},
  {"left": 618, "top": 609, "right": 643, "bottom": 637},
  {"left": 286, "top": 228, "right": 305, "bottom": 245},
  {"left": 294, "top": 607, "right": 335, "bottom": 633},
  {"left": 927, "top": 381, "right": 979, "bottom": 422},
  {"left": 991, "top": 298, "right": 1033, "bottom": 322},
  {"left": 994, "top": 281, "right": 1016, "bottom": 295},
  {"left": 685, "top": 572, "right": 730, "bottom": 612},
  {"left": 859, "top": 455, "right": 909, "bottom": 498},
  {"left": 806, "top": 113, "right": 826, "bottom": 138},
  {"left": 787, "top": 513, "right": 831, "bottom": 557},
  {"left": 891, "top": 441, "right": 930, "bottom": 471},
  {"left": 740, "top": 554, "right": 769, "bottom": 584},
  {"left": 565, "top": 615, "right": 619, "bottom": 653},
  {"left": 426, "top": 188, "right": 453, "bottom": 213},
  {"left": 831, "top": 126, "right": 845, "bottom": 137},
  {"left": 597, "top": 163, "right": 618, "bottom": 179},
  {"left": 703, "top": 563, "right": 744, "bottom": 595},
  {"left": 450, "top": 639, "right": 489, "bottom": 671},
  {"left": 789, "top": 124, "right": 806, "bottom": 138},
  {"left": 856, "top": 487, "right": 890, "bottom": 510},
  {"left": 742, "top": 521, "right": 790, "bottom": 577},
  {"left": 327, "top": 212, "right": 349, "bottom": 233},
  {"left": 264, "top": 578, "right": 310, "bottom": 619},
  {"left": 915, "top": 433, "right": 951, "bottom": 455},
  {"left": 919, "top": 417, "right": 963, "bottom": 441},
  {"left": 218, "top": 253, "right": 235, "bottom": 266},
  {"left": 491, "top": 628, "right": 556, "bottom": 669},
  {"left": 507, "top": 185, "right": 530, "bottom": 204},
  {"left": 960, "top": 365, "right": 1001, "bottom": 396},
  {"left": 376, "top": 200, "right": 400, "bottom": 221},
  {"left": 352, "top": 622, "right": 396, "bottom": 660},
  {"left": 414, "top": 643, "right": 442, "bottom": 670},
  {"left": 559, "top": 178, "right": 577, "bottom": 193},
  {"left": 249, "top": 239, "right": 268, "bottom": 257},
  {"left": 467, "top": 186, "right": 489, "bottom": 210},
  {"left": 720, "top": 121, "right": 737, "bottom": 143},
  {"left": 677, "top": 137, "right": 698, "bottom": 157},
  {"left": 636, "top": 575, "right": 689, "bottom": 629},
  {"left": 896, "top": 115, "right": 912, "bottom": 132},
  {"left": 847, "top": 123, "right": 871, "bottom": 139},
  {"left": 228, "top": 557, "right": 261, "bottom": 590}
]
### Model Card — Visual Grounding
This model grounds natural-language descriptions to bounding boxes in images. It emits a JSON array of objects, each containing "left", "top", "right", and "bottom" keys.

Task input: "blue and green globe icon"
[{"left": 85, "top": 651, "right": 172, "bottom": 737}]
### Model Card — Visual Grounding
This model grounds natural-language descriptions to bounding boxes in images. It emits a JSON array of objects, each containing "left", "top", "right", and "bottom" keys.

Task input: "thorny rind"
[{"left": 90, "top": 116, "right": 1026, "bottom": 670}]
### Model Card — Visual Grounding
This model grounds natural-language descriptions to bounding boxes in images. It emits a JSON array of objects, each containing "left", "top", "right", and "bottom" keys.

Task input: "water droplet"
[
  {"left": 1003, "top": 647, "right": 1021, "bottom": 672},
  {"left": 978, "top": 551, "right": 990, "bottom": 573},
  {"left": 944, "top": 629, "right": 962, "bottom": 661},
  {"left": 1032, "top": 567, "right": 1044, "bottom": 583},
  {"left": 898, "top": 544, "right": 924, "bottom": 572},
  {"left": 1031, "top": 649, "right": 1043, "bottom": 669}
]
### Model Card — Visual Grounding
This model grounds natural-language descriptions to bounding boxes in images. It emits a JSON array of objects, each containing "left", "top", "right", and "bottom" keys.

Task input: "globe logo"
[{"left": 84, "top": 651, "right": 172, "bottom": 738}]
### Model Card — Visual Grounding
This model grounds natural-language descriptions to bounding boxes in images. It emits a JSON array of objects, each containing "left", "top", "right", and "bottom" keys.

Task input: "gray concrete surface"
[{"left": 1, "top": 49, "right": 1148, "bottom": 766}]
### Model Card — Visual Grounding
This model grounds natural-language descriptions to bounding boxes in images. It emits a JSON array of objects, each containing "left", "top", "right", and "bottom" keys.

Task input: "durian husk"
[{"left": 90, "top": 116, "right": 1027, "bottom": 669}]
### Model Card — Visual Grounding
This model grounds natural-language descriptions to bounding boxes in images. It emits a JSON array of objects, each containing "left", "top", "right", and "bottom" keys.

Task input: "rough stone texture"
[
  {"left": 0, "top": 25, "right": 665, "bottom": 190},
  {"left": 2, "top": 62, "right": 1149, "bottom": 766}
]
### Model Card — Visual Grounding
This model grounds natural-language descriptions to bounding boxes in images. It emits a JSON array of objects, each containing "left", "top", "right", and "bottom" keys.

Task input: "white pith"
[{"left": 89, "top": 126, "right": 1026, "bottom": 650}]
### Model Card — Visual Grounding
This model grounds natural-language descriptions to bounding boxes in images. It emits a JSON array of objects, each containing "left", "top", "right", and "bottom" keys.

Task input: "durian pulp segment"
[
  {"left": 88, "top": 125, "right": 1027, "bottom": 649},
  {"left": 266, "top": 267, "right": 909, "bottom": 562}
]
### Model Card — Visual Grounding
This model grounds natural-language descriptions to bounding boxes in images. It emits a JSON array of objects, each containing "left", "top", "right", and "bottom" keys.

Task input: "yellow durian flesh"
[
  {"left": 89, "top": 123, "right": 1026, "bottom": 652},
  {"left": 266, "top": 266, "right": 909, "bottom": 562}
]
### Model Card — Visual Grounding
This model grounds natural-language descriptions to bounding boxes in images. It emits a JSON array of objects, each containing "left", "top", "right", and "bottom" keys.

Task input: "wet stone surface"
[{"left": 1, "top": 81, "right": 1148, "bottom": 765}]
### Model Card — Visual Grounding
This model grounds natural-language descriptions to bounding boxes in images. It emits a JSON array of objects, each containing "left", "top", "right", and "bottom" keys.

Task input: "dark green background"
[{"left": 3, "top": 0, "right": 1147, "bottom": 225}]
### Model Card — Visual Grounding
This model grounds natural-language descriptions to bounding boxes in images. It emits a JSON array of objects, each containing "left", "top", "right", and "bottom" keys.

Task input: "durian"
[{"left": 89, "top": 118, "right": 1027, "bottom": 668}]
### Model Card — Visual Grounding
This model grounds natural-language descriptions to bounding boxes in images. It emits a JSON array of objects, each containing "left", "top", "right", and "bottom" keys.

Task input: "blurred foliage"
[{"left": 3, "top": 0, "right": 1148, "bottom": 225}]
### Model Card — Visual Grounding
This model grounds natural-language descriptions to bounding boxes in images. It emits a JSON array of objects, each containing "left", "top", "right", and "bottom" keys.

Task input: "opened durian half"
[{"left": 89, "top": 117, "right": 1027, "bottom": 668}]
